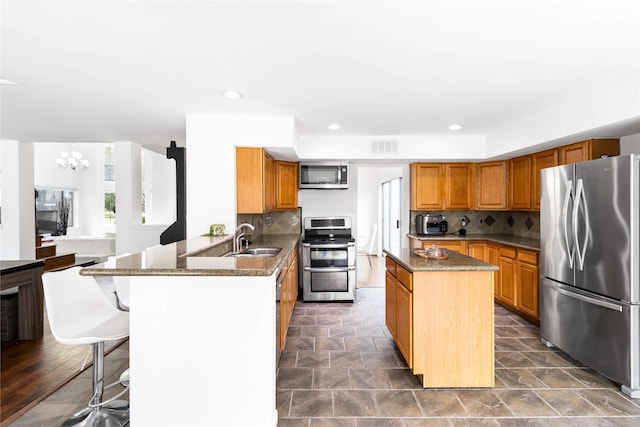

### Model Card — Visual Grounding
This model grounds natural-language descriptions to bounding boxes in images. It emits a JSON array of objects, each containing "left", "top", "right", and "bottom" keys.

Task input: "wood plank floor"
[{"left": 0, "top": 309, "right": 125, "bottom": 426}]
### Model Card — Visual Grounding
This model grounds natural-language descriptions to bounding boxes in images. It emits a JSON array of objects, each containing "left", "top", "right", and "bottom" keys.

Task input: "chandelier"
[{"left": 56, "top": 145, "right": 89, "bottom": 170}]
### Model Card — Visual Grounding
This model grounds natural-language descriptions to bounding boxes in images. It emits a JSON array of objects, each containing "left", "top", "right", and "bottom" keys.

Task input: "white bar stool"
[{"left": 42, "top": 267, "right": 130, "bottom": 427}]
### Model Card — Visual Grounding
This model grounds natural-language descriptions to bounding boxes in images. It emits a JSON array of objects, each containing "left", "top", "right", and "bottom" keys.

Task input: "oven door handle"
[
  {"left": 303, "top": 267, "right": 356, "bottom": 273},
  {"left": 303, "top": 243, "right": 355, "bottom": 249}
]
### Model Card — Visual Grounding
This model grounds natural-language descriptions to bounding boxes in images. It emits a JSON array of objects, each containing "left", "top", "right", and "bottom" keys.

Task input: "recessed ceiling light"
[
  {"left": 1, "top": 78, "right": 18, "bottom": 86},
  {"left": 449, "top": 124, "right": 462, "bottom": 131},
  {"left": 328, "top": 123, "right": 340, "bottom": 130},
  {"left": 221, "top": 90, "right": 243, "bottom": 100}
]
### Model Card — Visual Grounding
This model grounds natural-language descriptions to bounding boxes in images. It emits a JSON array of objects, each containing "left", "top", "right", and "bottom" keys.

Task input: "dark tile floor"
[
  {"left": 9, "top": 275, "right": 640, "bottom": 426},
  {"left": 277, "top": 287, "right": 640, "bottom": 426}
]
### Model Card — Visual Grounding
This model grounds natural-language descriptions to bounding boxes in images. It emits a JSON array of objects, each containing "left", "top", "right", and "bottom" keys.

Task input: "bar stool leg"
[{"left": 60, "top": 342, "right": 129, "bottom": 427}]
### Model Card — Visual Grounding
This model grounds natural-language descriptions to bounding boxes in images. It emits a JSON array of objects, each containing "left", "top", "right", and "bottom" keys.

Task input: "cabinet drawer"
[
  {"left": 396, "top": 265, "right": 412, "bottom": 292},
  {"left": 385, "top": 256, "right": 397, "bottom": 276},
  {"left": 517, "top": 249, "right": 538, "bottom": 265},
  {"left": 499, "top": 246, "right": 517, "bottom": 259}
]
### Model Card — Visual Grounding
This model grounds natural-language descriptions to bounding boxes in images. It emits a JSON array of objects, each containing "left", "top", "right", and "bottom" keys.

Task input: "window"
[
  {"left": 104, "top": 192, "right": 116, "bottom": 224},
  {"left": 35, "top": 188, "right": 74, "bottom": 235},
  {"left": 104, "top": 144, "right": 115, "bottom": 181}
]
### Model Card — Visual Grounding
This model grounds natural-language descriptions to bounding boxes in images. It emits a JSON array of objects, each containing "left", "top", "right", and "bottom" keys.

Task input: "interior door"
[{"left": 382, "top": 178, "right": 402, "bottom": 251}]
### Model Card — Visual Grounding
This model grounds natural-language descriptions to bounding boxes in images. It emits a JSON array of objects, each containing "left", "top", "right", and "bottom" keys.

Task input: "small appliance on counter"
[{"left": 415, "top": 214, "right": 448, "bottom": 236}]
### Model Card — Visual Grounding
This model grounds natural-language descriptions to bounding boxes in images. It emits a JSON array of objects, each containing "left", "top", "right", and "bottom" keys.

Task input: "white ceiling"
[{"left": 2, "top": 0, "right": 640, "bottom": 152}]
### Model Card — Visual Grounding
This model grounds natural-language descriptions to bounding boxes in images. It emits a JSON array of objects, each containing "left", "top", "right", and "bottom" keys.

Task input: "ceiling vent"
[{"left": 370, "top": 139, "right": 399, "bottom": 155}]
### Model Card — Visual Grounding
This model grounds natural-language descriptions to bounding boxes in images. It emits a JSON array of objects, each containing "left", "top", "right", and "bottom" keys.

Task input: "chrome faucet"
[{"left": 233, "top": 223, "right": 255, "bottom": 253}]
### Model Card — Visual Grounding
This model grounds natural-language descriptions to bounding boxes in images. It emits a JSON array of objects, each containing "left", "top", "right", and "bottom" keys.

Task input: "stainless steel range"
[{"left": 302, "top": 217, "right": 356, "bottom": 302}]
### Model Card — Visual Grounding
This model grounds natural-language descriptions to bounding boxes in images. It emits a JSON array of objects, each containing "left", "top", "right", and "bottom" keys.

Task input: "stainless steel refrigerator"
[{"left": 540, "top": 154, "right": 639, "bottom": 398}]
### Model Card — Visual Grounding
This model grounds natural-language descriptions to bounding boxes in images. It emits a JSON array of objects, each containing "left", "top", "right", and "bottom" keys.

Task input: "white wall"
[
  {"left": 33, "top": 142, "right": 105, "bottom": 236},
  {"left": 0, "top": 141, "right": 36, "bottom": 259},
  {"left": 621, "top": 132, "right": 640, "bottom": 155},
  {"left": 185, "top": 115, "right": 296, "bottom": 238},
  {"left": 297, "top": 135, "right": 487, "bottom": 161},
  {"left": 486, "top": 72, "right": 640, "bottom": 158},
  {"left": 142, "top": 147, "right": 176, "bottom": 224}
]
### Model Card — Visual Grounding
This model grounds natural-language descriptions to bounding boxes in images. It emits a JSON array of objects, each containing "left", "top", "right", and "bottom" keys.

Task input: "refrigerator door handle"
[
  {"left": 573, "top": 178, "right": 589, "bottom": 271},
  {"left": 562, "top": 180, "right": 574, "bottom": 269},
  {"left": 554, "top": 286, "right": 624, "bottom": 312}
]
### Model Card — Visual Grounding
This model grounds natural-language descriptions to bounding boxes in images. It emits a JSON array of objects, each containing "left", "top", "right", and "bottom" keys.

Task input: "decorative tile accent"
[
  {"left": 484, "top": 215, "right": 495, "bottom": 227},
  {"left": 264, "top": 216, "right": 273, "bottom": 226},
  {"left": 525, "top": 217, "right": 534, "bottom": 230},
  {"left": 507, "top": 215, "right": 515, "bottom": 227},
  {"left": 289, "top": 215, "right": 299, "bottom": 226}
]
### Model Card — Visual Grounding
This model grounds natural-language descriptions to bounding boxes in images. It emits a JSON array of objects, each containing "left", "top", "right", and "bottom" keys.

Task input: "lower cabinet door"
[
  {"left": 385, "top": 271, "right": 397, "bottom": 338},
  {"left": 396, "top": 282, "right": 412, "bottom": 368}
]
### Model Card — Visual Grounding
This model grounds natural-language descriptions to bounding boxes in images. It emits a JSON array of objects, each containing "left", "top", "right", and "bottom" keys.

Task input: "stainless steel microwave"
[{"left": 299, "top": 162, "right": 349, "bottom": 189}]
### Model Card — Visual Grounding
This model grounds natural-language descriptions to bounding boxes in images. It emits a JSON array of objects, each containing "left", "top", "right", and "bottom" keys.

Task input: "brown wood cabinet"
[
  {"left": 385, "top": 257, "right": 412, "bottom": 366},
  {"left": 467, "top": 241, "right": 486, "bottom": 260},
  {"left": 476, "top": 161, "right": 508, "bottom": 210},
  {"left": 486, "top": 243, "right": 500, "bottom": 299},
  {"left": 236, "top": 147, "right": 275, "bottom": 214},
  {"left": 385, "top": 255, "right": 495, "bottom": 387},
  {"left": 559, "top": 138, "right": 620, "bottom": 165},
  {"left": 236, "top": 147, "right": 299, "bottom": 213},
  {"left": 516, "top": 249, "right": 539, "bottom": 319},
  {"left": 395, "top": 267, "right": 413, "bottom": 367},
  {"left": 444, "top": 163, "right": 474, "bottom": 209},
  {"left": 411, "top": 163, "right": 473, "bottom": 210},
  {"left": 509, "top": 155, "right": 531, "bottom": 210},
  {"left": 497, "top": 246, "right": 517, "bottom": 306},
  {"left": 275, "top": 160, "right": 298, "bottom": 210},
  {"left": 280, "top": 245, "right": 299, "bottom": 351},
  {"left": 421, "top": 240, "right": 467, "bottom": 254},
  {"left": 410, "top": 163, "right": 443, "bottom": 210},
  {"left": 531, "top": 149, "right": 558, "bottom": 211}
]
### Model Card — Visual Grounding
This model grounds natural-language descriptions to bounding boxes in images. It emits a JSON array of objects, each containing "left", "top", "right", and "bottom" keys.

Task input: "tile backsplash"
[
  {"left": 410, "top": 210, "right": 540, "bottom": 239},
  {"left": 237, "top": 208, "right": 302, "bottom": 239}
]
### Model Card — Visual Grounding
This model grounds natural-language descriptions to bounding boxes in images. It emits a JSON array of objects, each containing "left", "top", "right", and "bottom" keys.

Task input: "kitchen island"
[
  {"left": 384, "top": 247, "right": 499, "bottom": 388},
  {"left": 81, "top": 233, "right": 300, "bottom": 427}
]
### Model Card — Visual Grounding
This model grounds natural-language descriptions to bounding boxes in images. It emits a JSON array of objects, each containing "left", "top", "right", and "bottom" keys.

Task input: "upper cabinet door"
[
  {"left": 236, "top": 146, "right": 267, "bottom": 214},
  {"left": 276, "top": 161, "right": 299, "bottom": 210},
  {"left": 531, "top": 149, "right": 558, "bottom": 211},
  {"left": 476, "top": 161, "right": 508, "bottom": 210},
  {"left": 559, "top": 139, "right": 620, "bottom": 165},
  {"left": 444, "top": 163, "right": 473, "bottom": 209},
  {"left": 410, "top": 163, "right": 443, "bottom": 210},
  {"left": 509, "top": 155, "right": 531, "bottom": 210}
]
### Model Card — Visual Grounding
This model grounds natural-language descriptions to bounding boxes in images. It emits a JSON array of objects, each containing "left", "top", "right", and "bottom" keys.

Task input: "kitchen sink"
[{"left": 225, "top": 247, "right": 282, "bottom": 257}]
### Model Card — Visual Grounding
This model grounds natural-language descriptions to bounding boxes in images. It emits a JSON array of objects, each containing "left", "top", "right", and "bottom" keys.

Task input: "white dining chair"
[{"left": 358, "top": 224, "right": 378, "bottom": 268}]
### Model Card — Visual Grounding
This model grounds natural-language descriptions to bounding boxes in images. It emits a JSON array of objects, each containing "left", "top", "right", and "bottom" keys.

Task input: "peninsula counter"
[{"left": 81, "top": 233, "right": 301, "bottom": 427}]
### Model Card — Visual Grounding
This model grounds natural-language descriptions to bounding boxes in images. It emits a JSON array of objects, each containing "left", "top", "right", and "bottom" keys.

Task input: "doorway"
[{"left": 381, "top": 177, "right": 402, "bottom": 251}]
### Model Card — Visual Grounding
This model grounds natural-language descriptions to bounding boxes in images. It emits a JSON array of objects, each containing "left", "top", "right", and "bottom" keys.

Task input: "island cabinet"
[
  {"left": 476, "top": 160, "right": 508, "bottom": 210},
  {"left": 509, "top": 155, "right": 531, "bottom": 210},
  {"left": 559, "top": 138, "right": 620, "bottom": 165},
  {"left": 410, "top": 163, "right": 473, "bottom": 210},
  {"left": 236, "top": 147, "right": 276, "bottom": 214},
  {"left": 385, "top": 257, "right": 412, "bottom": 366},
  {"left": 384, "top": 253, "right": 495, "bottom": 388},
  {"left": 280, "top": 243, "right": 299, "bottom": 350}
]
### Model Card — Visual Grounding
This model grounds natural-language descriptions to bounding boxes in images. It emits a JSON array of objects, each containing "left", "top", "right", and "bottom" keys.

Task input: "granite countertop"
[
  {"left": 80, "top": 234, "right": 301, "bottom": 277},
  {"left": 407, "top": 233, "right": 540, "bottom": 251},
  {"left": 384, "top": 247, "right": 499, "bottom": 273}
]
